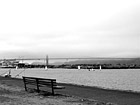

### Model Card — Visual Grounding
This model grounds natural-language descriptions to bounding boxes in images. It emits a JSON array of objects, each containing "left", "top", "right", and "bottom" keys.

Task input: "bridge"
[{"left": 0, "top": 57, "right": 135, "bottom": 61}]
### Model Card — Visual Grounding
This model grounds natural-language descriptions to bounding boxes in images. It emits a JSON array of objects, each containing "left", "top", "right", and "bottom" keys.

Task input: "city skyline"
[{"left": 0, "top": 0, "right": 140, "bottom": 58}]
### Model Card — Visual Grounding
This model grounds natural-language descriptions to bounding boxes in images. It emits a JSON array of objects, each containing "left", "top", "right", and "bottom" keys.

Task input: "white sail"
[
  {"left": 45, "top": 66, "right": 48, "bottom": 70},
  {"left": 99, "top": 65, "right": 102, "bottom": 70},
  {"left": 78, "top": 66, "right": 81, "bottom": 70},
  {"left": 16, "top": 66, "right": 18, "bottom": 70}
]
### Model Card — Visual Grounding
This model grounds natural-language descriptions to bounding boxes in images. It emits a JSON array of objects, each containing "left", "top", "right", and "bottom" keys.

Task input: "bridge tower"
[{"left": 45, "top": 55, "right": 49, "bottom": 70}]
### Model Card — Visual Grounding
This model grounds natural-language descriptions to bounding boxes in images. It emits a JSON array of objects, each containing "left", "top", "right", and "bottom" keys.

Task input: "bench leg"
[
  {"left": 36, "top": 85, "right": 40, "bottom": 93},
  {"left": 52, "top": 88, "right": 54, "bottom": 95},
  {"left": 36, "top": 78, "right": 40, "bottom": 93},
  {"left": 51, "top": 81, "right": 54, "bottom": 95},
  {"left": 24, "top": 84, "right": 27, "bottom": 91},
  {"left": 23, "top": 78, "right": 27, "bottom": 91}
]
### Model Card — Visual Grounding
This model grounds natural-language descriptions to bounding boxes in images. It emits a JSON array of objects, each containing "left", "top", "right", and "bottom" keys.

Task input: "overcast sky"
[{"left": 0, "top": 0, "right": 140, "bottom": 58}]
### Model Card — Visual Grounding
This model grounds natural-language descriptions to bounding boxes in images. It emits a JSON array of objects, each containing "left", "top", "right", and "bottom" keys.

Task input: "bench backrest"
[{"left": 23, "top": 76, "right": 57, "bottom": 87}]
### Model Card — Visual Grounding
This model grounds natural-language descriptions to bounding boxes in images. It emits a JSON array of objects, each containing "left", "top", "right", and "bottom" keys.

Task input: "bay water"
[{"left": 0, "top": 68, "right": 140, "bottom": 92}]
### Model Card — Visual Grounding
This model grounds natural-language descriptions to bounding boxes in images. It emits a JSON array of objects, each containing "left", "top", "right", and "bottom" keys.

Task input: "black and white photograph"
[{"left": 0, "top": 0, "right": 140, "bottom": 105}]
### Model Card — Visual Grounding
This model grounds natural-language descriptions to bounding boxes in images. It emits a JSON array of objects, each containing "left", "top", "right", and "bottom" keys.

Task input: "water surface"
[{"left": 0, "top": 68, "right": 140, "bottom": 92}]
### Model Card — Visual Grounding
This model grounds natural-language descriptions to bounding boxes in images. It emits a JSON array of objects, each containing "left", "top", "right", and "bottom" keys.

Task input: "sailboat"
[
  {"left": 99, "top": 65, "right": 102, "bottom": 70},
  {"left": 45, "top": 66, "right": 48, "bottom": 70},
  {"left": 78, "top": 66, "right": 81, "bottom": 70},
  {"left": 45, "top": 55, "right": 49, "bottom": 70}
]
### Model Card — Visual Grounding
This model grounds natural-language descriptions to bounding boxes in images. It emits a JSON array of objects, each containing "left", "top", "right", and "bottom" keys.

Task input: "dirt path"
[{"left": 58, "top": 83, "right": 140, "bottom": 105}]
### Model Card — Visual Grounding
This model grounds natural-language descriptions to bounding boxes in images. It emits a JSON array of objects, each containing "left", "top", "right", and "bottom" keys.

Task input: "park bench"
[{"left": 22, "top": 76, "right": 65, "bottom": 95}]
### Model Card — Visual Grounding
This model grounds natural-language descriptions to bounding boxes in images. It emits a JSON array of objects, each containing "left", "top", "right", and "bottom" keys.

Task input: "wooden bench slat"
[{"left": 23, "top": 76, "right": 56, "bottom": 81}]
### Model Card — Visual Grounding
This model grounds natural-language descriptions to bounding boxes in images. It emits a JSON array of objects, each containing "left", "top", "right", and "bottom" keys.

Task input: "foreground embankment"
[
  {"left": 0, "top": 76, "right": 117, "bottom": 105},
  {"left": 1, "top": 76, "right": 140, "bottom": 105}
]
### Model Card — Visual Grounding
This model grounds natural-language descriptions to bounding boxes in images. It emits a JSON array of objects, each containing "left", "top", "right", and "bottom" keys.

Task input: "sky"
[{"left": 0, "top": 0, "right": 140, "bottom": 59}]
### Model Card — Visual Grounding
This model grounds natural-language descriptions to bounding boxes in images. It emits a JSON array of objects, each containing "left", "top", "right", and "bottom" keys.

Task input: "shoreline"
[
  {"left": 1, "top": 75, "right": 140, "bottom": 95},
  {"left": 1, "top": 75, "right": 140, "bottom": 96}
]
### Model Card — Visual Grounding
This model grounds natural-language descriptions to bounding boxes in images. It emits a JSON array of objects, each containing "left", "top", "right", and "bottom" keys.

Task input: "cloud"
[{"left": 0, "top": 0, "right": 140, "bottom": 58}]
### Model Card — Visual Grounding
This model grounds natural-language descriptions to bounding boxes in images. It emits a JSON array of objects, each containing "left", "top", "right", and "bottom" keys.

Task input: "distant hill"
[
  {"left": 31, "top": 62, "right": 45, "bottom": 65},
  {"left": 31, "top": 61, "right": 64, "bottom": 65},
  {"left": 65, "top": 58, "right": 140, "bottom": 65},
  {"left": 50, "top": 62, "right": 65, "bottom": 65}
]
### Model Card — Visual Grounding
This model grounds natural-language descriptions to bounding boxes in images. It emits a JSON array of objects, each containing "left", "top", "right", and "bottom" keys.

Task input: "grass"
[{"left": 0, "top": 76, "right": 117, "bottom": 105}]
